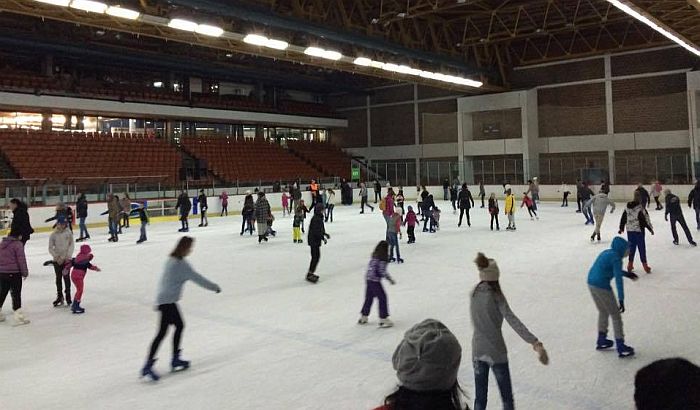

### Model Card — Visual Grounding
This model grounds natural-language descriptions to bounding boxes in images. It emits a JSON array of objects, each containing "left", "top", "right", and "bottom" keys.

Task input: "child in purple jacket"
[
  {"left": 358, "top": 241, "right": 396, "bottom": 328},
  {"left": 0, "top": 234, "right": 30, "bottom": 326}
]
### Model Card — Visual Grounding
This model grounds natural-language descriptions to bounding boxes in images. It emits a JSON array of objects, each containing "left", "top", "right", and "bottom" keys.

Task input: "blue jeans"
[
  {"left": 584, "top": 207, "right": 594, "bottom": 224},
  {"left": 109, "top": 218, "right": 119, "bottom": 237},
  {"left": 79, "top": 217, "right": 89, "bottom": 238},
  {"left": 139, "top": 223, "right": 147, "bottom": 241},
  {"left": 387, "top": 232, "right": 400, "bottom": 260},
  {"left": 474, "top": 360, "right": 514, "bottom": 410},
  {"left": 627, "top": 231, "right": 647, "bottom": 264}
]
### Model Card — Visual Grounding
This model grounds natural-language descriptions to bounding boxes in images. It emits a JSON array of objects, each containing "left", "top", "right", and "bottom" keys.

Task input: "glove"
[
  {"left": 618, "top": 230, "right": 623, "bottom": 235},
  {"left": 323, "top": 239, "right": 327, "bottom": 245},
  {"left": 388, "top": 277, "right": 396, "bottom": 285},
  {"left": 623, "top": 271, "right": 639, "bottom": 281},
  {"left": 650, "top": 230, "right": 655, "bottom": 235},
  {"left": 619, "top": 301, "right": 625, "bottom": 313},
  {"left": 665, "top": 216, "right": 668, "bottom": 221},
  {"left": 215, "top": 286, "right": 222, "bottom": 294},
  {"left": 533, "top": 342, "right": 549, "bottom": 365}
]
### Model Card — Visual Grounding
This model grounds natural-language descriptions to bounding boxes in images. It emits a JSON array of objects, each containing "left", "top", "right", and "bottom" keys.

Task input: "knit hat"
[
  {"left": 79, "top": 244, "right": 92, "bottom": 255},
  {"left": 477, "top": 255, "right": 500, "bottom": 282},
  {"left": 392, "top": 319, "right": 462, "bottom": 392}
]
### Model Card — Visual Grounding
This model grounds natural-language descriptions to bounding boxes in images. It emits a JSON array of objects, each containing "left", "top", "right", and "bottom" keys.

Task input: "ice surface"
[{"left": 2, "top": 200, "right": 699, "bottom": 410}]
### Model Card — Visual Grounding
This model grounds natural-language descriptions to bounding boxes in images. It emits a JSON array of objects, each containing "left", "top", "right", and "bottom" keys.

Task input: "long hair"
[
  {"left": 170, "top": 236, "right": 194, "bottom": 259},
  {"left": 384, "top": 383, "right": 469, "bottom": 410},
  {"left": 372, "top": 240, "right": 390, "bottom": 262}
]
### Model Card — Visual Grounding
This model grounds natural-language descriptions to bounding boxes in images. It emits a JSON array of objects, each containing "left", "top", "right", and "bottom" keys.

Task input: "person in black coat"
[
  {"left": 197, "top": 189, "right": 208, "bottom": 227},
  {"left": 9, "top": 198, "right": 33, "bottom": 244},
  {"left": 665, "top": 189, "right": 697, "bottom": 246},
  {"left": 442, "top": 178, "right": 450, "bottom": 201},
  {"left": 76, "top": 193, "right": 89, "bottom": 242},
  {"left": 449, "top": 185, "right": 458, "bottom": 213},
  {"left": 373, "top": 179, "right": 382, "bottom": 203},
  {"left": 419, "top": 187, "right": 429, "bottom": 221},
  {"left": 175, "top": 191, "right": 191, "bottom": 232},
  {"left": 457, "top": 183, "right": 475, "bottom": 227},
  {"left": 688, "top": 181, "right": 700, "bottom": 230},
  {"left": 635, "top": 183, "right": 650, "bottom": 209},
  {"left": 306, "top": 204, "right": 330, "bottom": 284},
  {"left": 422, "top": 194, "right": 436, "bottom": 232}
]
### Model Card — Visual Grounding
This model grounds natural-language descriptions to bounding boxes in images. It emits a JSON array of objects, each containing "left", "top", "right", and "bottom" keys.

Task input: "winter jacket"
[
  {"left": 488, "top": 198, "right": 499, "bottom": 215},
  {"left": 521, "top": 196, "right": 534, "bottom": 208},
  {"left": 442, "top": 180, "right": 449, "bottom": 190},
  {"left": 396, "top": 193, "right": 404, "bottom": 207},
  {"left": 120, "top": 197, "right": 131, "bottom": 215},
  {"left": 420, "top": 190, "right": 429, "bottom": 202},
  {"left": 175, "top": 193, "right": 191, "bottom": 216},
  {"left": 76, "top": 196, "right": 88, "bottom": 218},
  {"left": 67, "top": 245, "right": 98, "bottom": 280},
  {"left": 10, "top": 202, "right": 33, "bottom": 242},
  {"left": 601, "top": 182, "right": 610, "bottom": 195},
  {"left": 0, "top": 237, "right": 28, "bottom": 277},
  {"left": 652, "top": 183, "right": 662, "bottom": 198},
  {"left": 307, "top": 213, "right": 328, "bottom": 247},
  {"left": 327, "top": 191, "right": 336, "bottom": 206},
  {"left": 422, "top": 195, "right": 435, "bottom": 212},
  {"left": 198, "top": 193, "right": 208, "bottom": 211},
  {"left": 504, "top": 194, "right": 516, "bottom": 214},
  {"left": 479, "top": 182, "right": 485, "bottom": 195},
  {"left": 386, "top": 213, "right": 401, "bottom": 234},
  {"left": 587, "top": 193, "right": 616, "bottom": 215},
  {"left": 281, "top": 192, "right": 289, "bottom": 206},
  {"left": 292, "top": 184, "right": 302, "bottom": 200},
  {"left": 219, "top": 192, "right": 228, "bottom": 206},
  {"left": 527, "top": 182, "right": 538, "bottom": 195},
  {"left": 49, "top": 228, "right": 75, "bottom": 264},
  {"left": 382, "top": 195, "right": 395, "bottom": 217},
  {"left": 688, "top": 183, "right": 700, "bottom": 209},
  {"left": 404, "top": 210, "right": 417, "bottom": 227},
  {"left": 619, "top": 201, "right": 653, "bottom": 234},
  {"left": 587, "top": 236, "right": 628, "bottom": 302},
  {"left": 471, "top": 281, "right": 538, "bottom": 364},
  {"left": 359, "top": 185, "right": 368, "bottom": 197},
  {"left": 46, "top": 207, "right": 73, "bottom": 225},
  {"left": 366, "top": 258, "right": 392, "bottom": 282},
  {"left": 242, "top": 195, "right": 255, "bottom": 215},
  {"left": 374, "top": 181, "right": 381, "bottom": 192},
  {"left": 135, "top": 207, "right": 149, "bottom": 223},
  {"left": 155, "top": 257, "right": 220, "bottom": 305},
  {"left": 254, "top": 197, "right": 271, "bottom": 222},
  {"left": 665, "top": 194, "right": 684, "bottom": 218},
  {"left": 636, "top": 187, "right": 650, "bottom": 205},
  {"left": 458, "top": 188, "right": 474, "bottom": 209},
  {"left": 107, "top": 197, "right": 121, "bottom": 220},
  {"left": 580, "top": 186, "right": 594, "bottom": 201},
  {"left": 449, "top": 187, "right": 458, "bottom": 202}
]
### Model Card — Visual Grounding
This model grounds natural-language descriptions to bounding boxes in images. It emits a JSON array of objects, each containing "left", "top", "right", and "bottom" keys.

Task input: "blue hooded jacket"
[{"left": 587, "top": 237, "right": 629, "bottom": 301}]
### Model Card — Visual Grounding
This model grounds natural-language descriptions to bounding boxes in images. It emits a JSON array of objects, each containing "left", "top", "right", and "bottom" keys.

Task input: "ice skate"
[
  {"left": 378, "top": 318, "right": 394, "bottom": 328},
  {"left": 597, "top": 233, "right": 601, "bottom": 242},
  {"left": 673, "top": 240, "right": 679, "bottom": 245},
  {"left": 357, "top": 315, "right": 368, "bottom": 325},
  {"left": 691, "top": 241, "right": 697, "bottom": 247},
  {"left": 12, "top": 310, "right": 30, "bottom": 326},
  {"left": 643, "top": 264, "right": 652, "bottom": 274},
  {"left": 305, "top": 272, "right": 319, "bottom": 284},
  {"left": 627, "top": 262, "right": 634, "bottom": 272},
  {"left": 140, "top": 359, "right": 160, "bottom": 381},
  {"left": 171, "top": 349, "right": 190, "bottom": 372},
  {"left": 590, "top": 233, "right": 596, "bottom": 242},
  {"left": 616, "top": 339, "right": 635, "bottom": 358},
  {"left": 52, "top": 295, "right": 64, "bottom": 307},
  {"left": 596, "top": 332, "right": 614, "bottom": 350},
  {"left": 71, "top": 301, "right": 85, "bottom": 314},
  {"left": 397, "top": 258, "right": 404, "bottom": 264}
]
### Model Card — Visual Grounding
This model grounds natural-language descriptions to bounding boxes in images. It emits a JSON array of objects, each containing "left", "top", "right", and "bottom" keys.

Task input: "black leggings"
[
  {"left": 490, "top": 214, "right": 499, "bottom": 230},
  {"left": 0, "top": 274, "right": 22, "bottom": 311},
  {"left": 220, "top": 205, "right": 228, "bottom": 216},
  {"left": 527, "top": 207, "right": 537, "bottom": 217},
  {"left": 148, "top": 303, "right": 184, "bottom": 361},
  {"left": 309, "top": 246, "right": 321, "bottom": 273},
  {"left": 459, "top": 208, "right": 471, "bottom": 226},
  {"left": 53, "top": 262, "right": 71, "bottom": 300}
]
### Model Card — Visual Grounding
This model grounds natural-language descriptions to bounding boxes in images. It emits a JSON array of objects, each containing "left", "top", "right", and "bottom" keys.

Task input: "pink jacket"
[
  {"left": 220, "top": 192, "right": 229, "bottom": 206},
  {"left": 521, "top": 196, "right": 534, "bottom": 208},
  {"left": 0, "top": 237, "right": 28, "bottom": 277},
  {"left": 282, "top": 193, "right": 289, "bottom": 206},
  {"left": 66, "top": 244, "right": 99, "bottom": 279},
  {"left": 404, "top": 210, "right": 418, "bottom": 227}
]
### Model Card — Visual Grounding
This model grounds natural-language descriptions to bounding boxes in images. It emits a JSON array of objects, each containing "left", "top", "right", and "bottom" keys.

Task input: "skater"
[
  {"left": 471, "top": 253, "right": 548, "bottom": 410},
  {"left": 309, "top": 179, "right": 320, "bottom": 207},
  {"left": 76, "top": 193, "right": 90, "bottom": 242},
  {"left": 587, "top": 191, "right": 616, "bottom": 242},
  {"left": 374, "top": 179, "right": 382, "bottom": 203},
  {"left": 359, "top": 182, "right": 374, "bottom": 214},
  {"left": 479, "top": 180, "right": 486, "bottom": 208},
  {"left": 449, "top": 184, "right": 458, "bottom": 214},
  {"left": 135, "top": 204, "right": 149, "bottom": 244},
  {"left": 0, "top": 232, "right": 30, "bottom": 326},
  {"left": 103, "top": 194, "right": 121, "bottom": 242},
  {"left": 396, "top": 188, "right": 405, "bottom": 214},
  {"left": 431, "top": 207, "right": 441, "bottom": 231},
  {"left": 254, "top": 191, "right": 271, "bottom": 243},
  {"left": 635, "top": 183, "right": 650, "bottom": 209},
  {"left": 45, "top": 202, "right": 74, "bottom": 232},
  {"left": 442, "top": 178, "right": 450, "bottom": 201},
  {"left": 559, "top": 182, "right": 571, "bottom": 207},
  {"left": 358, "top": 241, "right": 396, "bottom": 328},
  {"left": 175, "top": 191, "right": 191, "bottom": 233},
  {"left": 581, "top": 183, "right": 594, "bottom": 223},
  {"left": 526, "top": 179, "right": 540, "bottom": 204},
  {"left": 297, "top": 199, "right": 309, "bottom": 233},
  {"left": 422, "top": 194, "right": 436, "bottom": 232},
  {"left": 576, "top": 179, "right": 584, "bottom": 213},
  {"left": 281, "top": 189, "right": 290, "bottom": 217},
  {"left": 306, "top": 204, "right": 330, "bottom": 283},
  {"left": 140, "top": 236, "right": 221, "bottom": 381},
  {"left": 387, "top": 211, "right": 403, "bottom": 263},
  {"left": 419, "top": 186, "right": 429, "bottom": 220},
  {"left": 9, "top": 198, "right": 33, "bottom": 245},
  {"left": 521, "top": 192, "right": 538, "bottom": 220},
  {"left": 488, "top": 193, "right": 500, "bottom": 231},
  {"left": 292, "top": 204, "right": 304, "bottom": 244},
  {"left": 120, "top": 193, "right": 132, "bottom": 230},
  {"left": 587, "top": 236, "right": 637, "bottom": 358},
  {"left": 219, "top": 191, "right": 228, "bottom": 216},
  {"left": 65, "top": 244, "right": 101, "bottom": 314},
  {"left": 241, "top": 191, "right": 255, "bottom": 235},
  {"left": 374, "top": 319, "right": 467, "bottom": 410},
  {"left": 601, "top": 179, "right": 610, "bottom": 195},
  {"left": 197, "top": 190, "right": 208, "bottom": 227},
  {"left": 457, "top": 183, "right": 475, "bottom": 228},
  {"left": 325, "top": 188, "right": 336, "bottom": 223},
  {"left": 664, "top": 189, "right": 697, "bottom": 246},
  {"left": 403, "top": 206, "right": 417, "bottom": 244},
  {"left": 651, "top": 181, "right": 663, "bottom": 211},
  {"left": 504, "top": 189, "right": 516, "bottom": 231},
  {"left": 381, "top": 188, "right": 395, "bottom": 225},
  {"left": 619, "top": 192, "right": 654, "bottom": 273},
  {"left": 634, "top": 358, "right": 700, "bottom": 410},
  {"left": 291, "top": 181, "right": 302, "bottom": 213},
  {"left": 48, "top": 217, "right": 74, "bottom": 307},
  {"left": 688, "top": 181, "right": 700, "bottom": 230}
]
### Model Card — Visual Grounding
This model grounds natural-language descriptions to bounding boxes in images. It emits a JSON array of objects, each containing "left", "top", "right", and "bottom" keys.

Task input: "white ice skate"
[
  {"left": 13, "top": 310, "right": 30, "bottom": 327},
  {"left": 379, "top": 318, "right": 394, "bottom": 328},
  {"left": 357, "top": 315, "right": 368, "bottom": 325}
]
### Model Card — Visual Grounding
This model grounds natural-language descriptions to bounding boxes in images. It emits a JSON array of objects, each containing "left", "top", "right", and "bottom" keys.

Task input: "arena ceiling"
[{"left": 0, "top": 0, "right": 698, "bottom": 92}]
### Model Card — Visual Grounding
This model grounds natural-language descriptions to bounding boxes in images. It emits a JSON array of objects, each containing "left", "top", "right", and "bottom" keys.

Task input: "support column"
[
  {"left": 521, "top": 90, "right": 539, "bottom": 183},
  {"left": 414, "top": 84, "right": 421, "bottom": 185},
  {"left": 366, "top": 95, "right": 372, "bottom": 170},
  {"left": 604, "top": 55, "right": 616, "bottom": 184},
  {"left": 687, "top": 71, "right": 700, "bottom": 181}
]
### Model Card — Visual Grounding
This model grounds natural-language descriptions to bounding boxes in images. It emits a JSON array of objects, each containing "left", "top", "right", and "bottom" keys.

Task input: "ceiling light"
[
  {"left": 266, "top": 39, "right": 288, "bottom": 50},
  {"left": 33, "top": 0, "right": 71, "bottom": 6},
  {"left": 195, "top": 24, "right": 224, "bottom": 37},
  {"left": 304, "top": 47, "right": 325, "bottom": 58},
  {"left": 353, "top": 57, "right": 372, "bottom": 66},
  {"left": 369, "top": 60, "right": 385, "bottom": 69},
  {"left": 153, "top": 81, "right": 163, "bottom": 88},
  {"left": 105, "top": 6, "right": 140, "bottom": 20},
  {"left": 69, "top": 0, "right": 107, "bottom": 13},
  {"left": 304, "top": 47, "right": 342, "bottom": 60},
  {"left": 382, "top": 63, "right": 400, "bottom": 72},
  {"left": 168, "top": 18, "right": 198, "bottom": 32},
  {"left": 243, "top": 34, "right": 267, "bottom": 46},
  {"left": 322, "top": 50, "right": 342, "bottom": 60},
  {"left": 607, "top": 0, "right": 700, "bottom": 57}
]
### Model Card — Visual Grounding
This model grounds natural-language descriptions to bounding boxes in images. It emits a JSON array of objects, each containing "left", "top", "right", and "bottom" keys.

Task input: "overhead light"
[
  {"left": 304, "top": 47, "right": 342, "bottom": 60},
  {"left": 69, "top": 0, "right": 107, "bottom": 13},
  {"left": 105, "top": 6, "right": 140, "bottom": 20},
  {"left": 266, "top": 39, "right": 288, "bottom": 50},
  {"left": 369, "top": 60, "right": 385, "bottom": 69},
  {"left": 195, "top": 24, "right": 224, "bottom": 37},
  {"left": 607, "top": 0, "right": 700, "bottom": 57},
  {"left": 353, "top": 57, "right": 372, "bottom": 66},
  {"left": 396, "top": 12, "right": 407, "bottom": 18},
  {"left": 243, "top": 34, "right": 288, "bottom": 50},
  {"left": 322, "top": 50, "right": 342, "bottom": 60},
  {"left": 168, "top": 18, "right": 198, "bottom": 32},
  {"left": 33, "top": 0, "right": 71, "bottom": 6},
  {"left": 153, "top": 81, "right": 163, "bottom": 88},
  {"left": 381, "top": 63, "right": 400, "bottom": 72}
]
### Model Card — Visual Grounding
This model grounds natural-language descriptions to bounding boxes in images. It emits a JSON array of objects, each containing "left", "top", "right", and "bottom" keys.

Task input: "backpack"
[{"left": 379, "top": 198, "right": 387, "bottom": 211}]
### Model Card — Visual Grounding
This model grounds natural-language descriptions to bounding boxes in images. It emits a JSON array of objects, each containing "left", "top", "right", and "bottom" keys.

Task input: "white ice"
[{"left": 2, "top": 199, "right": 699, "bottom": 410}]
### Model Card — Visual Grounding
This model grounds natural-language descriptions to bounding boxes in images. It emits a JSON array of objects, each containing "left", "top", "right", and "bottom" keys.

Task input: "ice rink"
[{"left": 2, "top": 199, "right": 699, "bottom": 410}]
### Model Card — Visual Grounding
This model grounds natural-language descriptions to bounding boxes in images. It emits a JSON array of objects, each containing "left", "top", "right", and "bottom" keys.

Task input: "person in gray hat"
[
  {"left": 471, "top": 253, "right": 548, "bottom": 410},
  {"left": 375, "top": 319, "right": 469, "bottom": 410}
]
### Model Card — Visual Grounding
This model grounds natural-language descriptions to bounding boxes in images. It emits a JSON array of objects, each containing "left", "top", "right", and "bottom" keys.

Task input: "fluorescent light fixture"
[
  {"left": 382, "top": 63, "right": 400, "bottom": 72},
  {"left": 266, "top": 39, "right": 288, "bottom": 50},
  {"left": 168, "top": 18, "right": 198, "bottom": 32},
  {"left": 69, "top": 0, "right": 107, "bottom": 13},
  {"left": 369, "top": 60, "right": 385, "bottom": 69},
  {"left": 105, "top": 6, "right": 140, "bottom": 20},
  {"left": 353, "top": 57, "right": 372, "bottom": 66},
  {"left": 607, "top": 0, "right": 700, "bottom": 57},
  {"left": 322, "top": 50, "right": 342, "bottom": 60},
  {"left": 243, "top": 34, "right": 267, "bottom": 46},
  {"left": 419, "top": 70, "right": 436, "bottom": 79},
  {"left": 304, "top": 47, "right": 342, "bottom": 60},
  {"left": 33, "top": 0, "right": 71, "bottom": 6},
  {"left": 195, "top": 24, "right": 224, "bottom": 37},
  {"left": 153, "top": 81, "right": 163, "bottom": 88}
]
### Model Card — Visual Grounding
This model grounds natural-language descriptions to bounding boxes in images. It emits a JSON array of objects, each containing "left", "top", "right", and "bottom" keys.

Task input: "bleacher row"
[{"left": 0, "top": 131, "right": 354, "bottom": 185}]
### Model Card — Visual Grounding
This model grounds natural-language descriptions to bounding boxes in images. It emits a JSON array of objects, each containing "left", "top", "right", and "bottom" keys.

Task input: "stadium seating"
[
  {"left": 0, "top": 130, "right": 180, "bottom": 184},
  {"left": 181, "top": 137, "right": 320, "bottom": 183},
  {"left": 287, "top": 140, "right": 352, "bottom": 180}
]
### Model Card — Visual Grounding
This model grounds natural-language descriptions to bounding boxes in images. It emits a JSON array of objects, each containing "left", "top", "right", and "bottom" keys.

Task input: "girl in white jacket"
[{"left": 47, "top": 217, "right": 74, "bottom": 307}]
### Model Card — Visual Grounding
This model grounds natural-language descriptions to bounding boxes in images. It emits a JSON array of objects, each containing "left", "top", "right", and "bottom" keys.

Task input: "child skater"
[
  {"left": 282, "top": 189, "right": 290, "bottom": 217},
  {"left": 0, "top": 232, "right": 30, "bottom": 326},
  {"left": 306, "top": 204, "right": 330, "bottom": 284},
  {"left": 521, "top": 192, "right": 538, "bottom": 220},
  {"left": 325, "top": 188, "right": 336, "bottom": 223},
  {"left": 64, "top": 244, "right": 101, "bottom": 314},
  {"left": 386, "top": 211, "right": 403, "bottom": 263},
  {"left": 471, "top": 252, "right": 548, "bottom": 410},
  {"left": 292, "top": 207, "right": 304, "bottom": 244},
  {"left": 431, "top": 207, "right": 441, "bottom": 231},
  {"left": 619, "top": 191, "right": 654, "bottom": 273},
  {"left": 135, "top": 204, "right": 149, "bottom": 244},
  {"left": 587, "top": 236, "right": 638, "bottom": 358},
  {"left": 403, "top": 205, "right": 417, "bottom": 244},
  {"left": 358, "top": 241, "right": 395, "bottom": 328},
  {"left": 504, "top": 189, "right": 516, "bottom": 231},
  {"left": 395, "top": 188, "right": 405, "bottom": 214},
  {"left": 140, "top": 237, "right": 221, "bottom": 381},
  {"left": 219, "top": 191, "right": 228, "bottom": 217},
  {"left": 488, "top": 193, "right": 500, "bottom": 231},
  {"left": 296, "top": 199, "right": 309, "bottom": 234}
]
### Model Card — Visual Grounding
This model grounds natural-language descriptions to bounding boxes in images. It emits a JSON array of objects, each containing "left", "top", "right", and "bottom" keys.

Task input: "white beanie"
[{"left": 478, "top": 259, "right": 500, "bottom": 282}]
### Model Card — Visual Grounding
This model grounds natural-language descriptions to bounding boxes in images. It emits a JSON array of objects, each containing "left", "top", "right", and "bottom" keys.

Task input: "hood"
[
  {"left": 75, "top": 245, "right": 93, "bottom": 263},
  {"left": 0, "top": 236, "right": 20, "bottom": 249},
  {"left": 611, "top": 237, "right": 628, "bottom": 258}
]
